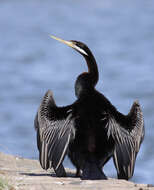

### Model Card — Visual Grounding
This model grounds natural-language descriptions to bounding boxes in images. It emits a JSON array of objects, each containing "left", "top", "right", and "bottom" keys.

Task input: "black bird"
[{"left": 34, "top": 35, "right": 144, "bottom": 180}]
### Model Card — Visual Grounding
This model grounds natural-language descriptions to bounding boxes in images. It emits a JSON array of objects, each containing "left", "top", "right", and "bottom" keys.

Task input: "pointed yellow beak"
[
  {"left": 49, "top": 35, "right": 88, "bottom": 56},
  {"left": 49, "top": 35, "right": 75, "bottom": 48}
]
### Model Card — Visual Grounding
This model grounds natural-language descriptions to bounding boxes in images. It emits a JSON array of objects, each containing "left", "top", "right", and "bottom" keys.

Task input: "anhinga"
[{"left": 34, "top": 35, "right": 144, "bottom": 180}]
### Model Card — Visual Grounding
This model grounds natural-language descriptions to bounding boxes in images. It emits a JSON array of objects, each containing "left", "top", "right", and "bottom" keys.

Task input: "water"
[{"left": 0, "top": 0, "right": 154, "bottom": 184}]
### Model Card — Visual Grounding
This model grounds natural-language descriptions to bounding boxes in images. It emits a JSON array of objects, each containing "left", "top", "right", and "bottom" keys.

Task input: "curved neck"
[{"left": 84, "top": 53, "right": 99, "bottom": 86}]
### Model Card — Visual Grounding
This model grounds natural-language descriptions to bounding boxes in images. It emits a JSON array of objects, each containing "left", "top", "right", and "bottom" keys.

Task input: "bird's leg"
[
  {"left": 98, "top": 155, "right": 112, "bottom": 169},
  {"left": 52, "top": 163, "right": 66, "bottom": 177},
  {"left": 75, "top": 167, "right": 82, "bottom": 177}
]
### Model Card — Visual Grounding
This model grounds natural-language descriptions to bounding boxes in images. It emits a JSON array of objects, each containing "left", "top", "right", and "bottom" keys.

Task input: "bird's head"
[
  {"left": 50, "top": 35, "right": 99, "bottom": 98},
  {"left": 50, "top": 35, "right": 91, "bottom": 57}
]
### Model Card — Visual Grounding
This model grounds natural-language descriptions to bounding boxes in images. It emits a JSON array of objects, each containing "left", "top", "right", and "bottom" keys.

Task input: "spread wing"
[
  {"left": 106, "top": 101, "right": 144, "bottom": 180},
  {"left": 34, "top": 90, "right": 75, "bottom": 175}
]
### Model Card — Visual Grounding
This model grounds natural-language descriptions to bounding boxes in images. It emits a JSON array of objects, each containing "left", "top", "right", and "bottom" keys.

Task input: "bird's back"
[{"left": 69, "top": 90, "right": 115, "bottom": 164}]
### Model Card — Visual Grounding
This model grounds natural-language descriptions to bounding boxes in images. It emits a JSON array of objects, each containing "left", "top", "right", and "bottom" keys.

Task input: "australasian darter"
[{"left": 34, "top": 35, "right": 144, "bottom": 180}]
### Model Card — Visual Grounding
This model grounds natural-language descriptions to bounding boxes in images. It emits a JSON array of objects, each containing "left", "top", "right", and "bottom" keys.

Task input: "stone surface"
[{"left": 0, "top": 152, "right": 153, "bottom": 190}]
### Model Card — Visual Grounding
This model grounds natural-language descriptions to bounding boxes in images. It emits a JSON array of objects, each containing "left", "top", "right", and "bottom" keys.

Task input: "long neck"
[{"left": 84, "top": 53, "right": 99, "bottom": 86}]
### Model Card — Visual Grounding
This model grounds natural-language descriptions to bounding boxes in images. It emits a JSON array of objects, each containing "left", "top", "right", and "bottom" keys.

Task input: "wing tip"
[
  {"left": 45, "top": 90, "right": 54, "bottom": 100},
  {"left": 131, "top": 100, "right": 143, "bottom": 114},
  {"left": 41, "top": 89, "right": 56, "bottom": 108},
  {"left": 46, "top": 89, "right": 53, "bottom": 96},
  {"left": 133, "top": 100, "right": 140, "bottom": 107}
]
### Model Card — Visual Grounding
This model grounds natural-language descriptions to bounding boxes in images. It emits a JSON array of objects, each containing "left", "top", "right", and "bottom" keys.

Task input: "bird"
[{"left": 34, "top": 35, "right": 145, "bottom": 180}]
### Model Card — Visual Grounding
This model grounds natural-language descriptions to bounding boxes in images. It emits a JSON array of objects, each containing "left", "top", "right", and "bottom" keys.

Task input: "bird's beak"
[
  {"left": 50, "top": 35, "right": 88, "bottom": 56},
  {"left": 50, "top": 35, "right": 75, "bottom": 48}
]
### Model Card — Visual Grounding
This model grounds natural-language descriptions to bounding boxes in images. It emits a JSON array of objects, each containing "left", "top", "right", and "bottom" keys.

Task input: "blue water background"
[{"left": 0, "top": 0, "right": 154, "bottom": 184}]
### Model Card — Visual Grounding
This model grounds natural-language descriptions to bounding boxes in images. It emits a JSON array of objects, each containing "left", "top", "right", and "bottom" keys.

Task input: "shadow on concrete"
[{"left": 20, "top": 172, "right": 77, "bottom": 178}]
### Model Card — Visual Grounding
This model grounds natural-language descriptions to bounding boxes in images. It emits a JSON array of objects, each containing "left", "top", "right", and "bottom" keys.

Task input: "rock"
[{"left": 0, "top": 152, "right": 153, "bottom": 190}]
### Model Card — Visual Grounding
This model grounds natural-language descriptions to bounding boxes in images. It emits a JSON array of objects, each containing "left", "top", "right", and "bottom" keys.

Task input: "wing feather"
[
  {"left": 106, "top": 100, "right": 144, "bottom": 179},
  {"left": 34, "top": 90, "right": 75, "bottom": 175}
]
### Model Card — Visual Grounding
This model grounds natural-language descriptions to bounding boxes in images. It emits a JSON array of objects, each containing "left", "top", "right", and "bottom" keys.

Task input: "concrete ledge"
[{"left": 0, "top": 152, "right": 153, "bottom": 190}]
